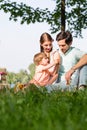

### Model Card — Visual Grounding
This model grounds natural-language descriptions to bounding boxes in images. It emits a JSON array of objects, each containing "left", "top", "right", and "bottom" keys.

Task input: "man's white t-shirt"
[{"left": 58, "top": 47, "right": 86, "bottom": 81}]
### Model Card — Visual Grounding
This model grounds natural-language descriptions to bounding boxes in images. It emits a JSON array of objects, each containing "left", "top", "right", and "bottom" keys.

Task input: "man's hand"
[{"left": 65, "top": 68, "right": 75, "bottom": 82}]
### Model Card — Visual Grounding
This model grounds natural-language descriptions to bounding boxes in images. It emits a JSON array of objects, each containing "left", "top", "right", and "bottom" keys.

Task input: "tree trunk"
[{"left": 61, "top": 0, "right": 65, "bottom": 31}]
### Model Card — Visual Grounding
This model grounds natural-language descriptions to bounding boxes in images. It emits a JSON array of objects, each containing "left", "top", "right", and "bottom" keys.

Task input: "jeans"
[{"left": 74, "top": 65, "right": 87, "bottom": 87}]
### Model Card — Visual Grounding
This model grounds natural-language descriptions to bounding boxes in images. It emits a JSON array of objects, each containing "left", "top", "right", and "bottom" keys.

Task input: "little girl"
[{"left": 29, "top": 52, "right": 60, "bottom": 87}]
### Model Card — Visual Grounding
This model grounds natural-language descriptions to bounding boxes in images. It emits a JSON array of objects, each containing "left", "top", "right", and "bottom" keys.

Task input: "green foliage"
[
  {"left": 28, "top": 63, "right": 35, "bottom": 79},
  {"left": 7, "top": 72, "right": 16, "bottom": 84},
  {"left": 0, "top": 0, "right": 87, "bottom": 37},
  {"left": 7, "top": 70, "right": 30, "bottom": 84},
  {"left": 0, "top": 87, "right": 87, "bottom": 130}
]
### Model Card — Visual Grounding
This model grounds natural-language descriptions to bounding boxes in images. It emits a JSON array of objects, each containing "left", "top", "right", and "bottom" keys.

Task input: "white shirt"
[{"left": 58, "top": 47, "right": 86, "bottom": 81}]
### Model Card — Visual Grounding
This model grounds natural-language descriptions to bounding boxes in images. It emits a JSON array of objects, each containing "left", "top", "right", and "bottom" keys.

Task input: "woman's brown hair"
[{"left": 40, "top": 32, "right": 54, "bottom": 52}]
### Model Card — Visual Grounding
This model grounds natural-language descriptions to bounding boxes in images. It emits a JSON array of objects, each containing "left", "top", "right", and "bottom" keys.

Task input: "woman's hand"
[{"left": 54, "top": 59, "right": 59, "bottom": 64}]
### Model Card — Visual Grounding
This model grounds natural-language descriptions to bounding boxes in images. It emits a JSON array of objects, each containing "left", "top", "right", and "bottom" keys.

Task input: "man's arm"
[
  {"left": 65, "top": 54, "right": 87, "bottom": 81},
  {"left": 71, "top": 54, "right": 87, "bottom": 70}
]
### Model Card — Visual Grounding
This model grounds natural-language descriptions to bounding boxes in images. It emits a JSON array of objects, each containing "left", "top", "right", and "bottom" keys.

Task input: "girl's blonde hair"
[{"left": 33, "top": 52, "right": 47, "bottom": 65}]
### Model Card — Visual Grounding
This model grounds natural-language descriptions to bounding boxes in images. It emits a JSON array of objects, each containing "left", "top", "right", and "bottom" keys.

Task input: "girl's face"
[
  {"left": 41, "top": 41, "right": 53, "bottom": 53},
  {"left": 40, "top": 57, "right": 49, "bottom": 65}
]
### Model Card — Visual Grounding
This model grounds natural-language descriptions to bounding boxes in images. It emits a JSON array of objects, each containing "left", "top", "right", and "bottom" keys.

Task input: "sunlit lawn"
[{"left": 0, "top": 85, "right": 87, "bottom": 130}]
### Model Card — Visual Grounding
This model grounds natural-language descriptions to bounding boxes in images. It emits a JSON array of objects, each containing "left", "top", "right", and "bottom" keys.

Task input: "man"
[{"left": 55, "top": 30, "right": 87, "bottom": 90}]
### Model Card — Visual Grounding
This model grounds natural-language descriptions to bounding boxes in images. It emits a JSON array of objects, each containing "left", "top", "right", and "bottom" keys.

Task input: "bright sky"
[{"left": 0, "top": 0, "right": 87, "bottom": 73}]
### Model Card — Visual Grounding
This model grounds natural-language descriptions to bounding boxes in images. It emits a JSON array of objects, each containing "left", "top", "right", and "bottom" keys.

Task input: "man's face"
[{"left": 57, "top": 39, "right": 71, "bottom": 53}]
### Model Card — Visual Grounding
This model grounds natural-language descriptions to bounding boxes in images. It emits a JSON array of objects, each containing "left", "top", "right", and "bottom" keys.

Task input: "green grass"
[{"left": 0, "top": 86, "right": 87, "bottom": 130}]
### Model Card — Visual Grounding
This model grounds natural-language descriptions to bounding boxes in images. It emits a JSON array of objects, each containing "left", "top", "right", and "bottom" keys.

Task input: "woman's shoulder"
[
  {"left": 51, "top": 49, "right": 59, "bottom": 55},
  {"left": 50, "top": 49, "right": 60, "bottom": 60}
]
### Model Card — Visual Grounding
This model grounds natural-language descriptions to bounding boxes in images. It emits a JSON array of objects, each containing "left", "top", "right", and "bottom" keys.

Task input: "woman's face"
[{"left": 41, "top": 41, "right": 53, "bottom": 53}]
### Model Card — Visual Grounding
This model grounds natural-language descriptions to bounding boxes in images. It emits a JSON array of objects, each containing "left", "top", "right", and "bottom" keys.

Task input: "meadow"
[{"left": 0, "top": 85, "right": 87, "bottom": 130}]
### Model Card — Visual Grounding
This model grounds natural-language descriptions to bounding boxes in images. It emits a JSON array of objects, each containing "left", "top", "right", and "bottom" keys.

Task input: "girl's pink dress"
[{"left": 33, "top": 65, "right": 51, "bottom": 86}]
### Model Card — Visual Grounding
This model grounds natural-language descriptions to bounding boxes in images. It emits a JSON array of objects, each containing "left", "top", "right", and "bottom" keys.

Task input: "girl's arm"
[{"left": 41, "top": 60, "right": 58, "bottom": 71}]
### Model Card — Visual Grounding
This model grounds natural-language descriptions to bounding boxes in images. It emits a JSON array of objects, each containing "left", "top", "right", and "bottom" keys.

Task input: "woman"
[
  {"left": 39, "top": 32, "right": 61, "bottom": 92},
  {"left": 39, "top": 32, "right": 60, "bottom": 76}
]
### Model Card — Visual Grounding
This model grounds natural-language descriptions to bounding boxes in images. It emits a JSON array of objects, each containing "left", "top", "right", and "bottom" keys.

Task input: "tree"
[
  {"left": 61, "top": 0, "right": 65, "bottom": 31},
  {"left": 0, "top": 0, "right": 87, "bottom": 37},
  {"left": 7, "top": 70, "right": 30, "bottom": 84},
  {"left": 28, "top": 63, "right": 35, "bottom": 79}
]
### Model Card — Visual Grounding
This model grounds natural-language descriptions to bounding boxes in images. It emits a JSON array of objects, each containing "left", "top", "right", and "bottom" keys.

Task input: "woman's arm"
[
  {"left": 42, "top": 60, "right": 59, "bottom": 71},
  {"left": 49, "top": 51, "right": 60, "bottom": 74}
]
